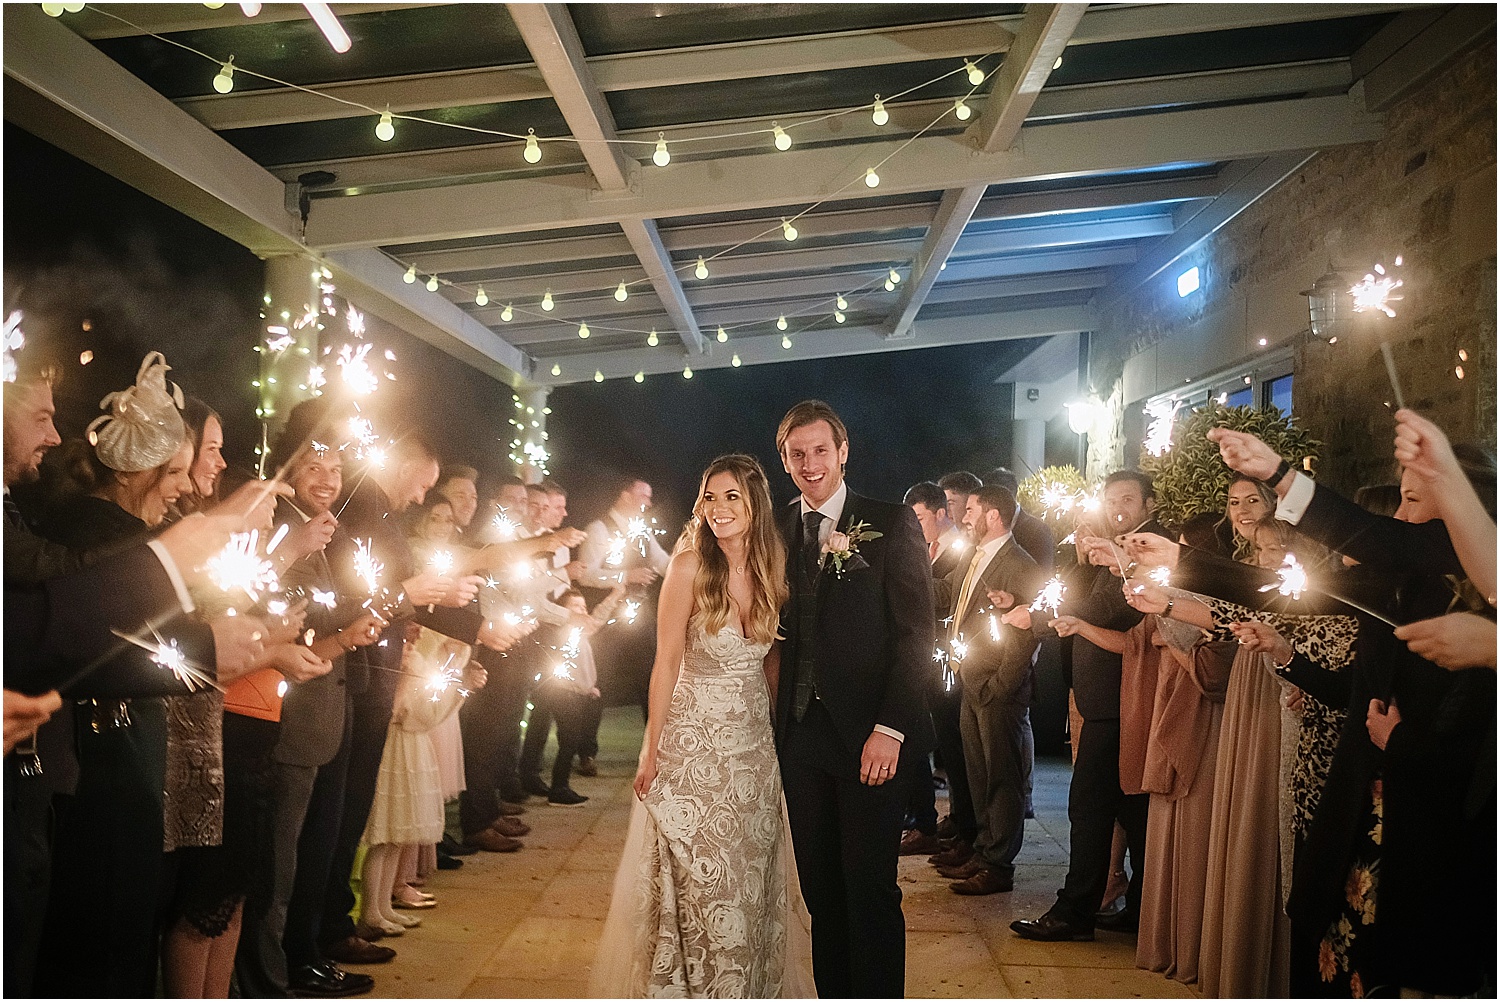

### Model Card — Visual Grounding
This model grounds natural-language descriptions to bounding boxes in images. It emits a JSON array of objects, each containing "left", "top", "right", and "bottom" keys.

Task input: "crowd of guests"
[
  {"left": 4, "top": 338, "right": 1495, "bottom": 1001},
  {"left": 3, "top": 347, "right": 671, "bottom": 999},
  {"left": 897, "top": 415, "right": 1495, "bottom": 998}
]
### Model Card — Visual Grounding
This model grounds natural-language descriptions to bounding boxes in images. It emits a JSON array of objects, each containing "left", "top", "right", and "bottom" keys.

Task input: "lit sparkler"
[
  {"left": 336, "top": 342, "right": 379, "bottom": 395},
  {"left": 1030, "top": 576, "right": 1067, "bottom": 619},
  {"left": 989, "top": 614, "right": 1001, "bottom": 642},
  {"left": 310, "top": 588, "right": 337, "bottom": 609},
  {"left": 425, "top": 654, "right": 463, "bottom": 703},
  {"left": 3, "top": 311, "right": 24, "bottom": 383},
  {"left": 110, "top": 627, "right": 222, "bottom": 693},
  {"left": 265, "top": 327, "right": 295, "bottom": 353},
  {"left": 206, "top": 530, "right": 280, "bottom": 602},
  {"left": 949, "top": 634, "right": 969, "bottom": 663},
  {"left": 307, "top": 365, "right": 326, "bottom": 392},
  {"left": 510, "top": 562, "right": 534, "bottom": 584},
  {"left": 266, "top": 522, "right": 291, "bottom": 555},
  {"left": 604, "top": 534, "right": 628, "bottom": 567},
  {"left": 429, "top": 550, "right": 454, "bottom": 576},
  {"left": 1143, "top": 398, "right": 1183, "bottom": 457},
  {"left": 353, "top": 538, "right": 382, "bottom": 594},
  {"left": 933, "top": 646, "right": 955, "bottom": 693},
  {"left": 491, "top": 509, "right": 519, "bottom": 541},
  {"left": 551, "top": 626, "right": 583, "bottom": 681},
  {"left": 622, "top": 599, "right": 641, "bottom": 624},
  {"left": 1148, "top": 566, "right": 1172, "bottom": 587},
  {"left": 346, "top": 305, "right": 366, "bottom": 337},
  {"left": 1350, "top": 258, "right": 1404, "bottom": 318},
  {"left": 1258, "top": 553, "right": 1309, "bottom": 601}
]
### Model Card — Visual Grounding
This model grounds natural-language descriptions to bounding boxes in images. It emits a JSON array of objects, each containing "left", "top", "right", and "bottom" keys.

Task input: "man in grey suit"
[{"left": 933, "top": 485, "right": 1044, "bottom": 895}]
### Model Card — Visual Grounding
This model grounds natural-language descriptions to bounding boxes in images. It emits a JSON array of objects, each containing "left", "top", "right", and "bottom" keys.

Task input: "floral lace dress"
[{"left": 591, "top": 615, "right": 814, "bottom": 998}]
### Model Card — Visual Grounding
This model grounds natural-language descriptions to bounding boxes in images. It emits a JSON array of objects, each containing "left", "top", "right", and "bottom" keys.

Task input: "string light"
[
  {"left": 541, "top": 290, "right": 554, "bottom": 311},
  {"left": 884, "top": 276, "right": 896, "bottom": 291},
  {"left": 594, "top": 370, "right": 604, "bottom": 382},
  {"left": 500, "top": 304, "right": 513, "bottom": 322},
  {"left": 772, "top": 123, "right": 791, "bottom": 151},
  {"left": 865, "top": 168, "right": 880, "bottom": 188},
  {"left": 402, "top": 265, "right": 416, "bottom": 284},
  {"left": 835, "top": 310, "right": 846, "bottom": 323},
  {"left": 694, "top": 257, "right": 709, "bottom": 280},
  {"left": 475, "top": 286, "right": 488, "bottom": 306},
  {"left": 652, "top": 134, "right": 670, "bottom": 167},
  {"left": 550, "top": 363, "right": 561, "bottom": 376},
  {"left": 1054, "top": 55, "right": 1064, "bottom": 70},
  {"left": 777, "top": 315, "right": 788, "bottom": 331},
  {"left": 523, "top": 128, "right": 542, "bottom": 164},
  {"left": 781, "top": 219, "right": 798, "bottom": 241},
  {"left": 954, "top": 98, "right": 971, "bottom": 121},
  {"left": 781, "top": 334, "right": 793, "bottom": 349},
  {"left": 837, "top": 295, "right": 848, "bottom": 311},
  {"left": 425, "top": 274, "right": 439, "bottom": 292},
  {"left": 634, "top": 371, "right": 644, "bottom": 383},
  {"left": 212, "top": 57, "right": 236, "bottom": 94},
  {"left": 872, "top": 95, "right": 889, "bottom": 126},
  {"left": 716, "top": 327, "right": 728, "bottom": 343},
  {"left": 732, "top": 354, "right": 742, "bottom": 367},
  {"left": 965, "top": 60, "right": 985, "bottom": 86},
  {"left": 375, "top": 108, "right": 395, "bottom": 142},
  {"left": 578, "top": 322, "right": 590, "bottom": 339},
  {"left": 647, "top": 330, "right": 659, "bottom": 347},
  {"left": 683, "top": 365, "right": 694, "bottom": 379},
  {"left": 614, "top": 281, "right": 629, "bottom": 302},
  {"left": 889, "top": 267, "right": 902, "bottom": 285}
]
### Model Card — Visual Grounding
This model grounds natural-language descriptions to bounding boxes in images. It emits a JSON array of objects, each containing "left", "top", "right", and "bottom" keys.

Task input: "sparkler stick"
[
  {"left": 1350, "top": 256, "right": 1407, "bottom": 411},
  {"left": 353, "top": 538, "right": 382, "bottom": 594},
  {"left": 1380, "top": 342, "right": 1406, "bottom": 411},
  {"left": 108, "top": 628, "right": 225, "bottom": 693},
  {"left": 1030, "top": 577, "right": 1067, "bottom": 619}
]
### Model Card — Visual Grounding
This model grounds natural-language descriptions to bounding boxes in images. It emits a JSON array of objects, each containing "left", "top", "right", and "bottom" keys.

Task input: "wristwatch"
[
  {"left": 1163, "top": 597, "right": 1175, "bottom": 618},
  {"left": 1263, "top": 458, "right": 1293, "bottom": 488}
]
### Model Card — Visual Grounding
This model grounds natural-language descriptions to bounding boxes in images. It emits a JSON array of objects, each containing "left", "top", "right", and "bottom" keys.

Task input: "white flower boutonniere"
[{"left": 822, "top": 520, "right": 883, "bottom": 577}]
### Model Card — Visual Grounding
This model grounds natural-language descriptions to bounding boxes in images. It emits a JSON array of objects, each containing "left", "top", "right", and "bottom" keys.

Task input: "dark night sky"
[{"left": 6, "top": 123, "right": 1048, "bottom": 523}]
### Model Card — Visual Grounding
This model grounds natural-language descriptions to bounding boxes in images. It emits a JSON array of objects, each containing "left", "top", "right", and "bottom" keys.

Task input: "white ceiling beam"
[
  {"left": 925, "top": 270, "right": 1112, "bottom": 303},
  {"left": 1067, "top": 3, "right": 1422, "bottom": 46},
  {"left": 886, "top": 186, "right": 987, "bottom": 340},
  {"left": 938, "top": 245, "right": 1139, "bottom": 283},
  {"left": 1029, "top": 59, "right": 1353, "bottom": 122},
  {"left": 401, "top": 232, "right": 636, "bottom": 274},
  {"left": 1354, "top": 4, "right": 1495, "bottom": 112},
  {"left": 953, "top": 212, "right": 1176, "bottom": 257},
  {"left": 507, "top": 3, "right": 702, "bottom": 353},
  {"left": 304, "top": 94, "right": 1382, "bottom": 249},
  {"left": 67, "top": 3, "right": 445, "bottom": 39},
  {"left": 1, "top": 4, "right": 530, "bottom": 383},
  {"left": 537, "top": 304, "right": 1096, "bottom": 385},
  {"left": 970, "top": 3, "right": 1088, "bottom": 154}
]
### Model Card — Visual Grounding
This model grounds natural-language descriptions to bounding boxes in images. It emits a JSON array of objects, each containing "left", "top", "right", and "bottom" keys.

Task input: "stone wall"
[{"left": 1091, "top": 38, "right": 1496, "bottom": 492}]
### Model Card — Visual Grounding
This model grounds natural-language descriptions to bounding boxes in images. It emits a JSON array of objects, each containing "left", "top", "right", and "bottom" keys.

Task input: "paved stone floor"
[{"left": 360, "top": 706, "right": 1197, "bottom": 999}]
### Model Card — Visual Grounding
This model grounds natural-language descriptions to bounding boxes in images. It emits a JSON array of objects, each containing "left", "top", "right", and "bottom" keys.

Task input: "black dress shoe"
[
  {"left": 521, "top": 774, "right": 551, "bottom": 797},
  {"left": 439, "top": 834, "right": 478, "bottom": 857},
  {"left": 288, "top": 962, "right": 375, "bottom": 998},
  {"left": 1094, "top": 907, "right": 1138, "bottom": 933},
  {"left": 321, "top": 935, "right": 396, "bottom": 965},
  {"left": 1010, "top": 913, "right": 1094, "bottom": 942},
  {"left": 436, "top": 852, "right": 463, "bottom": 870}
]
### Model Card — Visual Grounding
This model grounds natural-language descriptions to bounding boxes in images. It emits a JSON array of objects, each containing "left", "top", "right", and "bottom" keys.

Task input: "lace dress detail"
[{"left": 591, "top": 615, "right": 814, "bottom": 998}]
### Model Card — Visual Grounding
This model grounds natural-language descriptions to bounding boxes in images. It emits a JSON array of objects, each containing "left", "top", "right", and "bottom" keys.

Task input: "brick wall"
[{"left": 1091, "top": 38, "right": 1496, "bottom": 491}]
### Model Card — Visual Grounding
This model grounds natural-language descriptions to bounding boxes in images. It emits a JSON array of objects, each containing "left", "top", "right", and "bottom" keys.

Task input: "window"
[
  {"left": 1227, "top": 386, "right": 1253, "bottom": 408},
  {"left": 1264, "top": 373, "right": 1293, "bottom": 415}
]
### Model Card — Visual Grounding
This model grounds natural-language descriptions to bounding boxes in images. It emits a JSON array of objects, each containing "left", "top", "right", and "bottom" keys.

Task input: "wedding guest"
[
  {"left": 984, "top": 466, "right": 1055, "bottom": 570},
  {"left": 180, "top": 396, "right": 227, "bottom": 511},
  {"left": 435, "top": 464, "right": 480, "bottom": 536},
  {"left": 1010, "top": 471, "right": 1168, "bottom": 942},
  {"left": 938, "top": 470, "right": 983, "bottom": 531}
]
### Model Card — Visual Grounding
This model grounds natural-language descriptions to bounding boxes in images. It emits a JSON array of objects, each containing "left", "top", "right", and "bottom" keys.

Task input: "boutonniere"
[{"left": 823, "top": 520, "right": 883, "bottom": 577}]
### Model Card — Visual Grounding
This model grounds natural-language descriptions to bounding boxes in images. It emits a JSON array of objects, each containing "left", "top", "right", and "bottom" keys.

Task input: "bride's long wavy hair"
[{"left": 675, "top": 453, "right": 788, "bottom": 645}]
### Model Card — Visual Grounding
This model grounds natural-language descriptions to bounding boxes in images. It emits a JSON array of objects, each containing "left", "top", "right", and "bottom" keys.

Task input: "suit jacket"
[
  {"left": 1011, "top": 508, "right": 1056, "bottom": 572},
  {"left": 941, "top": 538, "right": 1045, "bottom": 706},
  {"left": 930, "top": 528, "right": 966, "bottom": 581},
  {"left": 776, "top": 490, "right": 936, "bottom": 757}
]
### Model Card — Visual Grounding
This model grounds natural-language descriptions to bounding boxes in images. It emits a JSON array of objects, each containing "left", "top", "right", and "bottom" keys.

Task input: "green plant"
[
  {"left": 1140, "top": 403, "right": 1320, "bottom": 528},
  {"left": 1016, "top": 464, "right": 1089, "bottom": 521}
]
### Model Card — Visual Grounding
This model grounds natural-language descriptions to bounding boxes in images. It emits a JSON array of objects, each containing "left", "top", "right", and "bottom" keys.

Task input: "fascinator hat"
[{"left": 86, "top": 351, "right": 187, "bottom": 472}]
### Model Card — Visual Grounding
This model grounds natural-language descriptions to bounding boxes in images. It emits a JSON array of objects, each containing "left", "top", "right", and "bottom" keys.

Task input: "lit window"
[
  {"left": 1177, "top": 266, "right": 1200, "bottom": 298},
  {"left": 1264, "top": 373, "right": 1293, "bottom": 415}
]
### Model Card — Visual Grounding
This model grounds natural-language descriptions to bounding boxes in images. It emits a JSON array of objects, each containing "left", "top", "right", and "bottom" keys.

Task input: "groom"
[{"left": 773, "top": 400, "right": 935, "bottom": 998}]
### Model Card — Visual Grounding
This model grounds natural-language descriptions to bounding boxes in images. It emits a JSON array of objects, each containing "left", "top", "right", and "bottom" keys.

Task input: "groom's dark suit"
[{"left": 776, "top": 490, "right": 935, "bottom": 998}]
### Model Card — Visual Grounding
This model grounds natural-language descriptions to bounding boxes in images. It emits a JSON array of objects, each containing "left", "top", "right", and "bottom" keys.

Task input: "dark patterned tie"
[
  {"left": 3, "top": 492, "right": 27, "bottom": 531},
  {"left": 800, "top": 510, "right": 825, "bottom": 584}
]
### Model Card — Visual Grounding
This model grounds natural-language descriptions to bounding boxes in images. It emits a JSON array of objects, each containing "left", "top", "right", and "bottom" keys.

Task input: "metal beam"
[
  {"left": 620, "top": 218, "right": 705, "bottom": 353},
  {"left": 1354, "top": 4, "right": 1495, "bottom": 112},
  {"left": 938, "top": 245, "right": 1139, "bottom": 283},
  {"left": 67, "top": 3, "right": 445, "bottom": 39},
  {"left": 886, "top": 186, "right": 986, "bottom": 340},
  {"left": 304, "top": 94, "right": 1383, "bottom": 249},
  {"left": 401, "top": 232, "right": 636, "bottom": 274},
  {"left": 1029, "top": 59, "right": 1353, "bottom": 122},
  {"left": 970, "top": 3, "right": 1087, "bottom": 154},
  {"left": 537, "top": 304, "right": 1096, "bottom": 385},
  {"left": 953, "top": 212, "right": 1176, "bottom": 257},
  {"left": 1099, "top": 152, "right": 1317, "bottom": 303},
  {"left": 1067, "top": 3, "right": 1422, "bottom": 46}
]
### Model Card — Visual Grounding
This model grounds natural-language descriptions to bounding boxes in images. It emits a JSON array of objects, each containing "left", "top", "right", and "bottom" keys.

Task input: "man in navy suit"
[{"left": 773, "top": 400, "right": 935, "bottom": 998}]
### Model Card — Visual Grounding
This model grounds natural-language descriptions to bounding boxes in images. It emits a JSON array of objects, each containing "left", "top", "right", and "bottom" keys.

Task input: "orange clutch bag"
[{"left": 223, "top": 668, "right": 286, "bottom": 722}]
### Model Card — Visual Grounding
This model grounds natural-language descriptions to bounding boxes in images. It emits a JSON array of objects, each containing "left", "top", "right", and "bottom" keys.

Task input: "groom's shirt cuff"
[{"left": 873, "top": 724, "right": 905, "bottom": 743}]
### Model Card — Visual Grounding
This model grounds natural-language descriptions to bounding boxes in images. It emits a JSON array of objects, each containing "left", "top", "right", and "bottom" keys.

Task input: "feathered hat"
[{"left": 86, "top": 351, "right": 186, "bottom": 472}]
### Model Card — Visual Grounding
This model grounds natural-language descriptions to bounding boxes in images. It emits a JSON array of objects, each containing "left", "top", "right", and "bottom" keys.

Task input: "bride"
[{"left": 590, "top": 454, "right": 814, "bottom": 998}]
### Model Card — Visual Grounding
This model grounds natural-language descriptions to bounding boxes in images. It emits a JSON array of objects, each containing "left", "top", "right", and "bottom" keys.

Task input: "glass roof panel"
[
  {"left": 571, "top": 4, "right": 1022, "bottom": 57},
  {"left": 92, "top": 6, "right": 533, "bottom": 99}
]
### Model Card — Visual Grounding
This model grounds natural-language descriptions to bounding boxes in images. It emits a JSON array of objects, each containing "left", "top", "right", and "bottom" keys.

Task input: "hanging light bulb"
[
  {"left": 777, "top": 315, "right": 788, "bottom": 331},
  {"left": 578, "top": 322, "right": 590, "bottom": 339},
  {"left": 203, "top": 1, "right": 226, "bottom": 7},
  {"left": 716, "top": 327, "right": 728, "bottom": 343},
  {"left": 965, "top": 60, "right": 985, "bottom": 86},
  {"left": 550, "top": 362, "right": 561, "bottom": 376},
  {"left": 781, "top": 219, "right": 798, "bottom": 241},
  {"left": 884, "top": 278, "right": 895, "bottom": 292},
  {"left": 541, "top": 290, "right": 554, "bottom": 311},
  {"left": 647, "top": 330, "right": 659, "bottom": 347},
  {"left": 683, "top": 365, "right": 694, "bottom": 379},
  {"left": 523, "top": 129, "right": 542, "bottom": 164},
  {"left": 954, "top": 98, "right": 971, "bottom": 121},
  {"left": 772, "top": 123, "right": 791, "bottom": 151},
  {"left": 212, "top": 57, "right": 236, "bottom": 94},
  {"left": 402, "top": 265, "right": 416, "bottom": 284},
  {"left": 475, "top": 287, "right": 489, "bottom": 307},
  {"left": 375, "top": 108, "right": 396, "bottom": 142},
  {"left": 652, "top": 134, "right": 670, "bottom": 167},
  {"left": 694, "top": 257, "right": 709, "bottom": 280},
  {"left": 634, "top": 371, "right": 645, "bottom": 383},
  {"left": 501, "top": 304, "right": 513, "bottom": 322},
  {"left": 594, "top": 370, "right": 603, "bottom": 383},
  {"left": 731, "top": 354, "right": 742, "bottom": 367},
  {"left": 42, "top": 3, "right": 67, "bottom": 15},
  {"left": 1053, "top": 54, "right": 1064, "bottom": 70},
  {"left": 614, "top": 281, "right": 628, "bottom": 302},
  {"left": 889, "top": 267, "right": 902, "bottom": 285},
  {"left": 781, "top": 335, "right": 792, "bottom": 349},
  {"left": 872, "top": 95, "right": 888, "bottom": 126},
  {"left": 426, "top": 274, "right": 439, "bottom": 292},
  {"left": 836, "top": 294, "right": 848, "bottom": 311},
  {"left": 835, "top": 310, "right": 846, "bottom": 323},
  {"left": 865, "top": 168, "right": 880, "bottom": 188}
]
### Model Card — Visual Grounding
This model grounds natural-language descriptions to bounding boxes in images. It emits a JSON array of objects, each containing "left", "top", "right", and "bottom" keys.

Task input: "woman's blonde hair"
[
  {"left": 1222, "top": 475, "right": 1278, "bottom": 563},
  {"left": 676, "top": 454, "right": 788, "bottom": 645}
]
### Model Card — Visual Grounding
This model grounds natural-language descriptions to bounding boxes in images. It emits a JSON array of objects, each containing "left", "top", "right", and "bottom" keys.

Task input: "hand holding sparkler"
[
  {"left": 262, "top": 643, "right": 333, "bottom": 684},
  {"left": 1393, "top": 408, "right": 1463, "bottom": 486},
  {"left": 1029, "top": 576, "right": 1068, "bottom": 619},
  {"left": 260, "top": 598, "right": 308, "bottom": 646},
  {"left": 1394, "top": 613, "right": 1498, "bottom": 671},
  {"left": 275, "top": 511, "right": 338, "bottom": 564},
  {"left": 1228, "top": 620, "right": 1294, "bottom": 665},
  {"left": 1122, "top": 577, "right": 1170, "bottom": 614},
  {"left": 209, "top": 613, "right": 269, "bottom": 685},
  {"left": 984, "top": 588, "right": 1016, "bottom": 611},
  {"left": 1117, "top": 533, "right": 1180, "bottom": 571},
  {"left": 4, "top": 690, "right": 63, "bottom": 756},
  {"left": 463, "top": 662, "right": 488, "bottom": 692},
  {"left": 206, "top": 531, "right": 281, "bottom": 604},
  {"left": 1206, "top": 427, "right": 1285, "bottom": 484},
  {"left": 217, "top": 478, "right": 294, "bottom": 530},
  {"left": 1049, "top": 615, "right": 1084, "bottom": 637}
]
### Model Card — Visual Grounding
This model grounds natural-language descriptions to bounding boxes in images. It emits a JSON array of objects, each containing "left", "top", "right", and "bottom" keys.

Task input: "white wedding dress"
[{"left": 590, "top": 614, "right": 815, "bottom": 999}]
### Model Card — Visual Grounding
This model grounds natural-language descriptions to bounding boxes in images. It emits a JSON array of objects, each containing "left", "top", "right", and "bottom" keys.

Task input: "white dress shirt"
[{"left": 1274, "top": 471, "right": 1317, "bottom": 525}]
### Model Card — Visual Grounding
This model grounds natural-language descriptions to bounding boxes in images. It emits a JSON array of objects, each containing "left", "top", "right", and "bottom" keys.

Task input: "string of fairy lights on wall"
[{"left": 50, "top": 2, "right": 1042, "bottom": 384}]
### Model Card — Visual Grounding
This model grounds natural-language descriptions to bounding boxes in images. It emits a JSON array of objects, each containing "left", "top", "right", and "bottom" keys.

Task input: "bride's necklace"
[{"left": 730, "top": 564, "right": 746, "bottom": 575}]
